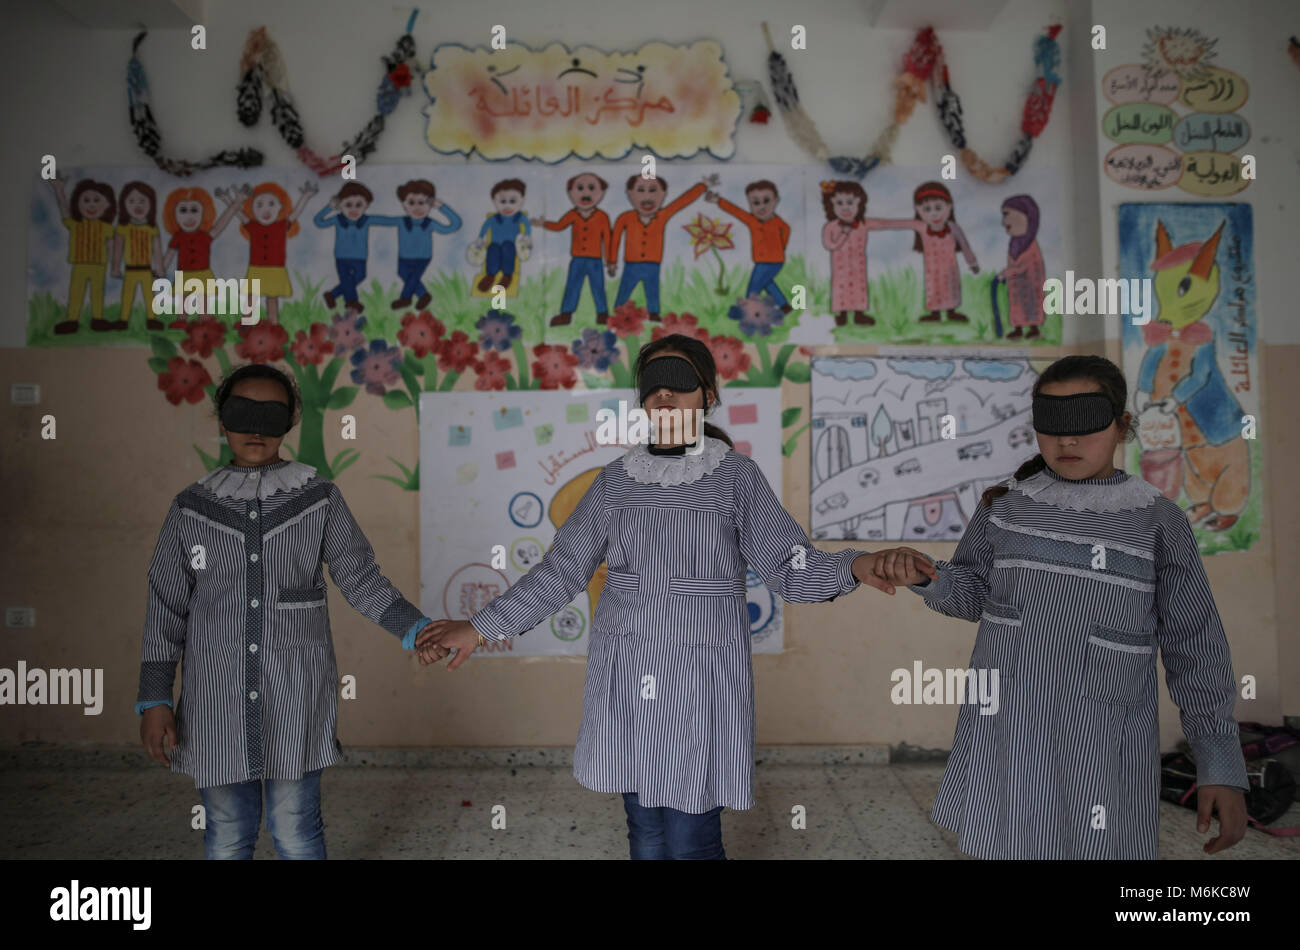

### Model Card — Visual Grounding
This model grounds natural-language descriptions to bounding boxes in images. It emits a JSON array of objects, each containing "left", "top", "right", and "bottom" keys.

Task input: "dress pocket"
[
  {"left": 1081, "top": 623, "right": 1154, "bottom": 705},
  {"left": 275, "top": 585, "right": 327, "bottom": 610},
  {"left": 973, "top": 600, "right": 1021, "bottom": 681},
  {"left": 270, "top": 585, "right": 329, "bottom": 649}
]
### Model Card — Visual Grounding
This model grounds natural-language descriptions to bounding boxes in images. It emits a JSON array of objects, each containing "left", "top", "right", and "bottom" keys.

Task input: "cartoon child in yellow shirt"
[
  {"left": 113, "top": 181, "right": 164, "bottom": 331},
  {"left": 46, "top": 175, "right": 116, "bottom": 334}
]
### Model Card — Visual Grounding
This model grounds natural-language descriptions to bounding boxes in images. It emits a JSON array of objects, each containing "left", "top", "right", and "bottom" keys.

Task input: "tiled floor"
[{"left": 2, "top": 747, "right": 1296, "bottom": 859}]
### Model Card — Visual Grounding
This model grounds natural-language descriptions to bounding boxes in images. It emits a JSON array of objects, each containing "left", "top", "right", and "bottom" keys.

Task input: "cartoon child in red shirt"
[
  {"left": 532, "top": 172, "right": 612, "bottom": 327},
  {"left": 160, "top": 185, "right": 245, "bottom": 328},
  {"left": 229, "top": 181, "right": 318, "bottom": 324}
]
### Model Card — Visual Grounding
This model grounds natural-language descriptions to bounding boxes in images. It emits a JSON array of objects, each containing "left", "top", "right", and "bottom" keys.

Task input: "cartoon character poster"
[
  {"left": 417, "top": 389, "right": 785, "bottom": 655},
  {"left": 1118, "top": 202, "right": 1259, "bottom": 554}
]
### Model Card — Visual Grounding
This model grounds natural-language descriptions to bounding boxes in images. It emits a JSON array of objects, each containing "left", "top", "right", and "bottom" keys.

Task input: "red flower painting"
[
  {"left": 234, "top": 322, "right": 289, "bottom": 363},
  {"left": 436, "top": 330, "right": 480, "bottom": 374},
  {"left": 179, "top": 317, "right": 228, "bottom": 359},
  {"left": 290, "top": 323, "right": 336, "bottom": 366},
  {"left": 473, "top": 351, "right": 511, "bottom": 391},
  {"left": 158, "top": 356, "right": 213, "bottom": 405},
  {"left": 531, "top": 343, "right": 580, "bottom": 390},
  {"left": 706, "top": 334, "right": 751, "bottom": 381},
  {"left": 398, "top": 309, "right": 447, "bottom": 358}
]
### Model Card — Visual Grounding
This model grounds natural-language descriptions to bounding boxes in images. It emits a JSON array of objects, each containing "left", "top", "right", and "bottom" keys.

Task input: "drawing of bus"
[
  {"left": 1008, "top": 425, "right": 1033, "bottom": 448},
  {"left": 894, "top": 458, "right": 921, "bottom": 476}
]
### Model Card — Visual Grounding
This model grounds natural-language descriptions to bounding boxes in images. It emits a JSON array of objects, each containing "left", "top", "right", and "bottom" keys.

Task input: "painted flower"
[
  {"left": 476, "top": 310, "right": 522, "bottom": 352},
  {"left": 607, "top": 302, "right": 647, "bottom": 338},
  {"left": 398, "top": 309, "right": 447, "bottom": 358},
  {"left": 473, "top": 351, "right": 511, "bottom": 391},
  {"left": 157, "top": 356, "right": 212, "bottom": 405},
  {"left": 572, "top": 328, "right": 620, "bottom": 372},
  {"left": 682, "top": 213, "right": 735, "bottom": 259},
  {"left": 349, "top": 339, "right": 403, "bottom": 396},
  {"left": 290, "top": 323, "right": 335, "bottom": 366},
  {"left": 727, "top": 295, "right": 784, "bottom": 337},
  {"left": 531, "top": 343, "right": 580, "bottom": 390},
  {"left": 707, "top": 334, "right": 751, "bottom": 381},
  {"left": 234, "top": 322, "right": 289, "bottom": 363},
  {"left": 652, "top": 311, "right": 710, "bottom": 342},
  {"left": 329, "top": 311, "right": 369, "bottom": 354},
  {"left": 179, "top": 317, "right": 227, "bottom": 359},
  {"left": 436, "top": 330, "right": 480, "bottom": 374}
]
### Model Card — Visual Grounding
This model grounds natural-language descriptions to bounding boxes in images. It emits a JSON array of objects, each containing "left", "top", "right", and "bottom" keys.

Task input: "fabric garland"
[
  {"left": 931, "top": 24, "right": 1063, "bottom": 183},
  {"left": 236, "top": 10, "right": 422, "bottom": 176},
  {"left": 127, "top": 32, "right": 264, "bottom": 177},
  {"left": 761, "top": 22, "right": 940, "bottom": 178}
]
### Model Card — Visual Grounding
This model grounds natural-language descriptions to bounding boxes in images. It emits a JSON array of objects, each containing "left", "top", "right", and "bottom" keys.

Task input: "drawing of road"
[{"left": 810, "top": 408, "right": 1031, "bottom": 531}]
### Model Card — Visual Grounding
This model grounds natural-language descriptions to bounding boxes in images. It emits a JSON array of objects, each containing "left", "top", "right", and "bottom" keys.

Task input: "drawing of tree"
[{"left": 872, "top": 405, "right": 893, "bottom": 457}]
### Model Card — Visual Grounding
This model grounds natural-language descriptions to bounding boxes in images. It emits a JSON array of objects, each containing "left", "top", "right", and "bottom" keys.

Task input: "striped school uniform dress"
[
  {"left": 136, "top": 460, "right": 429, "bottom": 789},
  {"left": 909, "top": 467, "right": 1249, "bottom": 859},
  {"left": 470, "top": 436, "right": 866, "bottom": 814}
]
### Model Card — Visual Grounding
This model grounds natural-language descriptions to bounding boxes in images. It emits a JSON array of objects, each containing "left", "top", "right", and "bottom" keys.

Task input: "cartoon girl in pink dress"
[
  {"left": 866, "top": 181, "right": 979, "bottom": 324},
  {"left": 997, "top": 194, "right": 1045, "bottom": 340},
  {"left": 819, "top": 180, "right": 900, "bottom": 327}
]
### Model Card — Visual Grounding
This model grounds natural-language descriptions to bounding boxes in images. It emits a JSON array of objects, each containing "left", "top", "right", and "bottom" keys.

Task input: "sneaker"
[
  {"left": 391, "top": 297, "right": 412, "bottom": 311},
  {"left": 596, "top": 312, "right": 610, "bottom": 325},
  {"left": 919, "top": 311, "right": 941, "bottom": 322},
  {"left": 781, "top": 304, "right": 793, "bottom": 314},
  {"left": 498, "top": 273, "right": 514, "bottom": 290},
  {"left": 834, "top": 312, "right": 848, "bottom": 326},
  {"left": 648, "top": 312, "right": 661, "bottom": 322},
  {"left": 416, "top": 293, "right": 432, "bottom": 309},
  {"left": 1025, "top": 326, "right": 1040, "bottom": 339},
  {"left": 1006, "top": 327, "right": 1024, "bottom": 339},
  {"left": 946, "top": 311, "right": 969, "bottom": 322},
  {"left": 53, "top": 321, "right": 80, "bottom": 335},
  {"left": 146, "top": 319, "right": 164, "bottom": 330},
  {"left": 91, "top": 319, "right": 113, "bottom": 331},
  {"left": 550, "top": 312, "right": 573, "bottom": 326},
  {"left": 476, "top": 274, "right": 496, "bottom": 292},
  {"left": 852, "top": 311, "right": 875, "bottom": 325}
]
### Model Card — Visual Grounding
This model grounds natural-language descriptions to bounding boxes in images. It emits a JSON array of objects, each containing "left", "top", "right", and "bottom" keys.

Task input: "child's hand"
[
  {"left": 851, "top": 553, "right": 901, "bottom": 594},
  {"left": 606, "top": 261, "right": 617, "bottom": 277},
  {"left": 530, "top": 216, "right": 546, "bottom": 226},
  {"left": 472, "top": 238, "right": 485, "bottom": 250},
  {"left": 140, "top": 705, "right": 178, "bottom": 766},
  {"left": 328, "top": 196, "right": 340, "bottom": 210},
  {"left": 704, "top": 190, "right": 720, "bottom": 203},
  {"left": 415, "top": 619, "right": 482, "bottom": 670},
  {"left": 876, "top": 547, "right": 938, "bottom": 586},
  {"left": 1196, "top": 786, "right": 1247, "bottom": 854}
]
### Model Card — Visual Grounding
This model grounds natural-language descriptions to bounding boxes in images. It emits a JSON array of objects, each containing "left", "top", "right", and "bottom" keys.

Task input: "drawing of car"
[
  {"left": 957, "top": 440, "right": 992, "bottom": 460},
  {"left": 857, "top": 468, "right": 880, "bottom": 487},
  {"left": 894, "top": 459, "right": 921, "bottom": 476},
  {"left": 827, "top": 492, "right": 848, "bottom": 509},
  {"left": 867, "top": 529, "right": 883, "bottom": 540},
  {"left": 991, "top": 403, "right": 1015, "bottom": 421},
  {"left": 1008, "top": 425, "right": 1033, "bottom": 448}
]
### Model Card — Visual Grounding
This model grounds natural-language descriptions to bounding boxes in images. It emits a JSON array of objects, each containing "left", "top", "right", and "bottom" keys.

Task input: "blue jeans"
[
  {"left": 198, "top": 768, "right": 326, "bottom": 860},
  {"left": 561, "top": 256, "right": 608, "bottom": 313},
  {"left": 329, "top": 259, "right": 366, "bottom": 305},
  {"left": 486, "top": 240, "right": 516, "bottom": 276},
  {"left": 614, "top": 261, "right": 661, "bottom": 313},
  {"left": 622, "top": 792, "right": 726, "bottom": 860},
  {"left": 747, "top": 261, "right": 788, "bottom": 307},
  {"left": 397, "top": 257, "right": 431, "bottom": 300}
]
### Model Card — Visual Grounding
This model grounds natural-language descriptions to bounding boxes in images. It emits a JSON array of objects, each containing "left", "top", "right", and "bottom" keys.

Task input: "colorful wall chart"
[
  {"left": 1118, "top": 202, "right": 1259, "bottom": 555},
  {"left": 418, "top": 388, "right": 786, "bottom": 655},
  {"left": 1100, "top": 26, "right": 1251, "bottom": 195},
  {"left": 809, "top": 354, "right": 1049, "bottom": 542}
]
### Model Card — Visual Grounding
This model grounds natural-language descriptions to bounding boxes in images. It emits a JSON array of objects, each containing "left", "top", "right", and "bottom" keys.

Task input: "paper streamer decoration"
[
  {"left": 932, "top": 24, "right": 1063, "bottom": 183},
  {"left": 127, "top": 32, "right": 263, "bottom": 177},
  {"left": 236, "top": 11, "right": 422, "bottom": 176},
  {"left": 761, "top": 23, "right": 939, "bottom": 179}
]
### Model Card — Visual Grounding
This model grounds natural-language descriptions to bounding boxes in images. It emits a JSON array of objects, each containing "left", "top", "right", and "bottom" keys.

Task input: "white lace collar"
[
  {"left": 198, "top": 460, "right": 319, "bottom": 500},
  {"left": 1008, "top": 468, "right": 1162, "bottom": 513},
  {"left": 621, "top": 436, "right": 729, "bottom": 487}
]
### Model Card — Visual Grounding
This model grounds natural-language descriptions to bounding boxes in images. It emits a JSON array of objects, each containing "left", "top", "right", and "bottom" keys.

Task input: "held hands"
[
  {"left": 703, "top": 190, "right": 720, "bottom": 204},
  {"left": 853, "top": 547, "right": 938, "bottom": 594},
  {"left": 606, "top": 261, "right": 617, "bottom": 277},
  {"left": 140, "top": 705, "right": 179, "bottom": 767},
  {"left": 414, "top": 619, "right": 481, "bottom": 670},
  {"left": 1196, "top": 786, "right": 1247, "bottom": 854}
]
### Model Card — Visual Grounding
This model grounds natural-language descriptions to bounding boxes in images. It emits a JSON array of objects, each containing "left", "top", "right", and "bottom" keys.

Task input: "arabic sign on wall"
[
  {"left": 421, "top": 41, "right": 742, "bottom": 162},
  {"left": 1100, "top": 26, "right": 1250, "bottom": 195}
]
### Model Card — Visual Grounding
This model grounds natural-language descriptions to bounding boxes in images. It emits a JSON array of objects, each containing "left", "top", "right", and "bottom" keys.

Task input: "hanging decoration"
[
  {"left": 932, "top": 24, "right": 1063, "bottom": 183},
  {"left": 236, "top": 10, "right": 422, "bottom": 176},
  {"left": 734, "top": 80, "right": 773, "bottom": 124},
  {"left": 127, "top": 32, "right": 263, "bottom": 177},
  {"left": 761, "top": 22, "right": 939, "bottom": 178},
  {"left": 1289, "top": 36, "right": 1300, "bottom": 72}
]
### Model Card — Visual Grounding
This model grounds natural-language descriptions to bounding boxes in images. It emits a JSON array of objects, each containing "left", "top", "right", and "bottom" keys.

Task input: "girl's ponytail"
[
  {"left": 981, "top": 453, "right": 1046, "bottom": 507},
  {"left": 703, "top": 421, "right": 733, "bottom": 448}
]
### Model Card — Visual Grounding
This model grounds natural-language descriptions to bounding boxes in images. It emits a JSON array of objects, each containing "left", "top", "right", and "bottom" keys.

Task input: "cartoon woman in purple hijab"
[{"left": 997, "top": 195, "right": 1046, "bottom": 340}]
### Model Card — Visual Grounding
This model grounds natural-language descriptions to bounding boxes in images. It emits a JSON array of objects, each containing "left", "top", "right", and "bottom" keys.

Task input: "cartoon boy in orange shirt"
[
  {"left": 607, "top": 174, "right": 711, "bottom": 322},
  {"left": 705, "top": 180, "right": 792, "bottom": 313},
  {"left": 533, "top": 173, "right": 612, "bottom": 327}
]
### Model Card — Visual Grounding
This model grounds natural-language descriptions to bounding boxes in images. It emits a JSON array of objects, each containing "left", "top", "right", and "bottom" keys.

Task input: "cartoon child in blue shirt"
[
  {"left": 370, "top": 179, "right": 461, "bottom": 310},
  {"left": 313, "top": 182, "right": 377, "bottom": 314},
  {"left": 472, "top": 178, "right": 531, "bottom": 293}
]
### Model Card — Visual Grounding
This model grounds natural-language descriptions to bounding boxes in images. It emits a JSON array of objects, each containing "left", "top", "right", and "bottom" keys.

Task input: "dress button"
[
  {"left": 249, "top": 691, "right": 258, "bottom": 701},
  {"left": 251, "top": 599, "right": 259, "bottom": 608},
  {"left": 249, "top": 643, "right": 258, "bottom": 653},
  {"left": 251, "top": 472, "right": 260, "bottom": 479},
  {"left": 249, "top": 510, "right": 258, "bottom": 519},
  {"left": 250, "top": 553, "right": 258, "bottom": 562}
]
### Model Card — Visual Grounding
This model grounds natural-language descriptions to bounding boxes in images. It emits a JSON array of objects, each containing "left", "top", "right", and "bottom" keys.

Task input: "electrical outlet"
[
  {"left": 5, "top": 608, "right": 36, "bottom": 628},
  {"left": 10, "top": 384, "right": 40, "bottom": 405}
]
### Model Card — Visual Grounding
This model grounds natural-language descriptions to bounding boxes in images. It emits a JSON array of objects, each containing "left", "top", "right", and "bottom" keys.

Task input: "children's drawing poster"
[
  {"left": 421, "top": 40, "right": 742, "bottom": 162},
  {"left": 798, "top": 168, "right": 1063, "bottom": 346},
  {"left": 1099, "top": 26, "right": 1251, "bottom": 195},
  {"left": 809, "top": 355, "right": 1050, "bottom": 542},
  {"left": 418, "top": 389, "right": 786, "bottom": 656},
  {"left": 1118, "top": 202, "right": 1259, "bottom": 555},
  {"left": 24, "top": 163, "right": 1063, "bottom": 355}
]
